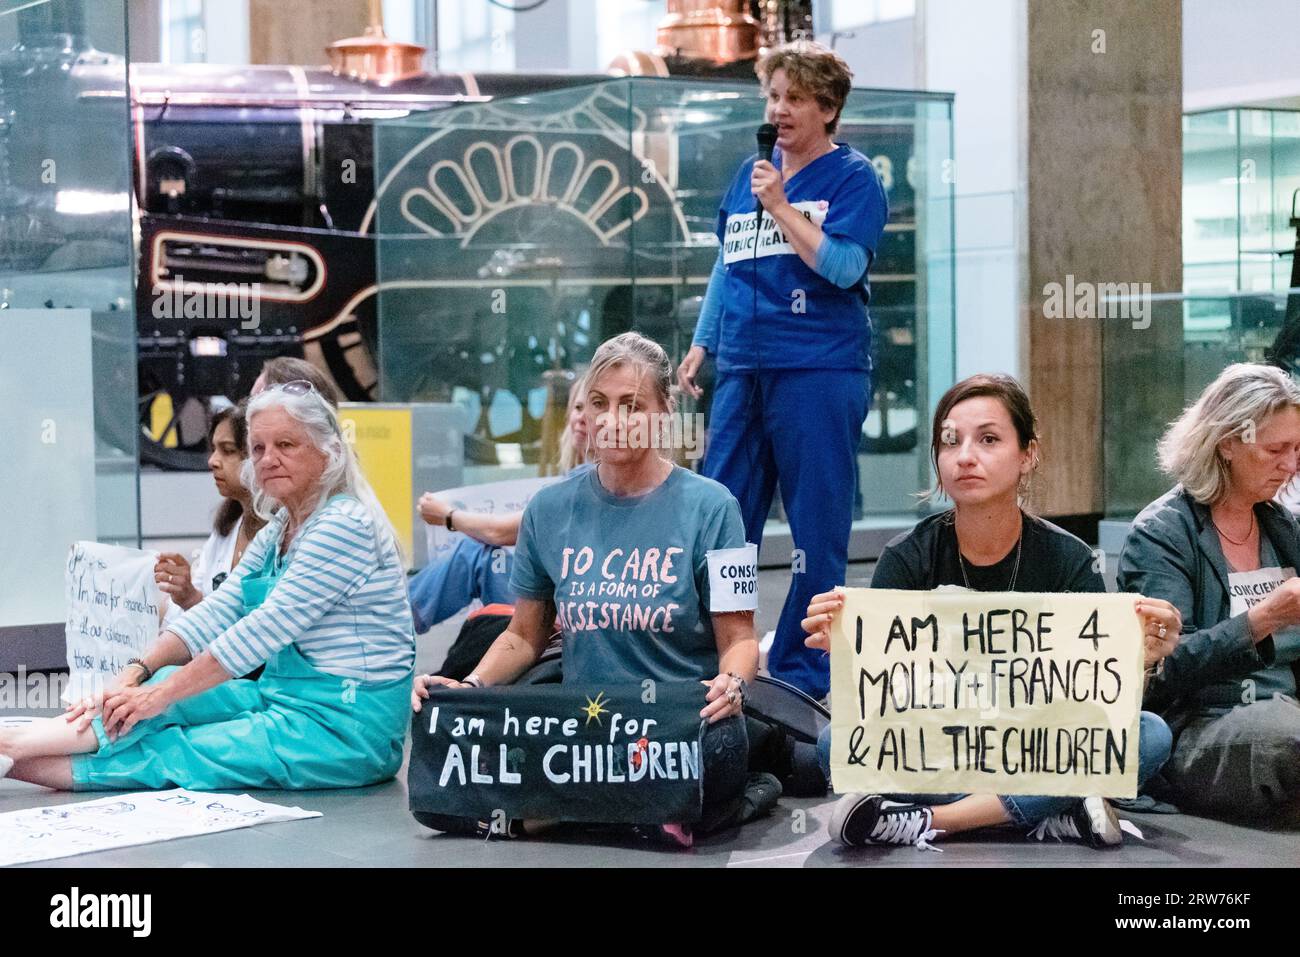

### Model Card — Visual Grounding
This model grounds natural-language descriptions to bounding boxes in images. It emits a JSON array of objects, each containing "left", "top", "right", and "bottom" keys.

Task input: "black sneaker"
[
  {"left": 738, "top": 771, "right": 783, "bottom": 823},
  {"left": 1027, "top": 796, "right": 1122, "bottom": 848},
  {"left": 828, "top": 793, "right": 940, "bottom": 850}
]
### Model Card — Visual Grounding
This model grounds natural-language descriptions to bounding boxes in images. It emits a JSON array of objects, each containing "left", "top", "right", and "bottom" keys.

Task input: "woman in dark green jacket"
[{"left": 1118, "top": 362, "right": 1300, "bottom": 822}]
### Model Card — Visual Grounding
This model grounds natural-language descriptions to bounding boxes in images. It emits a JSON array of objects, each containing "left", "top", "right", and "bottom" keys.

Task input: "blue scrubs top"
[{"left": 712, "top": 143, "right": 888, "bottom": 374}]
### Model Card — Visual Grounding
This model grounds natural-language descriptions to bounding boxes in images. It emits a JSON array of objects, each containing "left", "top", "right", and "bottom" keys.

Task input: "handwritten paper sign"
[
  {"left": 0, "top": 789, "right": 320, "bottom": 866},
  {"left": 423, "top": 476, "right": 559, "bottom": 565},
  {"left": 64, "top": 542, "right": 161, "bottom": 701},
  {"left": 408, "top": 682, "right": 705, "bottom": 825},
  {"left": 829, "top": 589, "right": 1144, "bottom": 798}
]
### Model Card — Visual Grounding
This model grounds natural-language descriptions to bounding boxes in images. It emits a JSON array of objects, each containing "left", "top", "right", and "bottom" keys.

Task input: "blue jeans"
[
  {"left": 407, "top": 537, "right": 516, "bottom": 634},
  {"left": 816, "top": 711, "right": 1173, "bottom": 828}
]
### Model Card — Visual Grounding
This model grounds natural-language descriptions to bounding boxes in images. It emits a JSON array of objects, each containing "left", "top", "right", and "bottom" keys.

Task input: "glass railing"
[{"left": 1184, "top": 107, "right": 1300, "bottom": 298}]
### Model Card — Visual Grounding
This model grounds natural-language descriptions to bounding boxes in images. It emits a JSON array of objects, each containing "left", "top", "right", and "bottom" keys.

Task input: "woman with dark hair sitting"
[
  {"left": 803, "top": 374, "right": 1180, "bottom": 850},
  {"left": 155, "top": 401, "right": 265, "bottom": 615}
]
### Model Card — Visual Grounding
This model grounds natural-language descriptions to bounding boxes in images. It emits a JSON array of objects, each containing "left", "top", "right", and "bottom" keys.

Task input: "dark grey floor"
[{"left": 3, "top": 563, "right": 1297, "bottom": 867}]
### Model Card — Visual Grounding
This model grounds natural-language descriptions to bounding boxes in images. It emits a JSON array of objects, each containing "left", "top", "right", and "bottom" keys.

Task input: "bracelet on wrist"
[
  {"left": 726, "top": 671, "right": 749, "bottom": 704},
  {"left": 463, "top": 672, "right": 484, "bottom": 688},
  {"left": 126, "top": 658, "right": 153, "bottom": 683}
]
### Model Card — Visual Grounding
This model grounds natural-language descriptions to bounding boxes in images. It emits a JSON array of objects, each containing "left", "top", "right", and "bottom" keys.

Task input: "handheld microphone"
[
  {"left": 748, "top": 124, "right": 779, "bottom": 468},
  {"left": 754, "top": 123, "right": 778, "bottom": 225},
  {"left": 753, "top": 123, "right": 778, "bottom": 265}
]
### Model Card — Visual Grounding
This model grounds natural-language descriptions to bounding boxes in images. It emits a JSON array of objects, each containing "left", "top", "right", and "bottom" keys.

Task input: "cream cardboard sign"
[{"left": 829, "top": 588, "right": 1144, "bottom": 798}]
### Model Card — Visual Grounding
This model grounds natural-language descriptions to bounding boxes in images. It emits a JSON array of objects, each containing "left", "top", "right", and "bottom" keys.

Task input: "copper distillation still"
[
  {"left": 610, "top": 0, "right": 815, "bottom": 76},
  {"left": 326, "top": 0, "right": 427, "bottom": 85},
  {"left": 325, "top": 1, "right": 814, "bottom": 81}
]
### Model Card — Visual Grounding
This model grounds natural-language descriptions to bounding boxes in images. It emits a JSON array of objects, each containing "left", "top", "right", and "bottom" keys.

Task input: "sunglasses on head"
[
  {"left": 260, "top": 379, "right": 342, "bottom": 435},
  {"left": 270, "top": 379, "right": 319, "bottom": 398}
]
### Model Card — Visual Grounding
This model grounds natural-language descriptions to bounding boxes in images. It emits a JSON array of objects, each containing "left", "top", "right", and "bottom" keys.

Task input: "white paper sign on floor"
[{"left": 0, "top": 789, "right": 320, "bottom": 866}]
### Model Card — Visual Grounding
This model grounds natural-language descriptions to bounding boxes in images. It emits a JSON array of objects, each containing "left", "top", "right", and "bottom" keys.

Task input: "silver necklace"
[{"left": 958, "top": 532, "right": 1023, "bottom": 590}]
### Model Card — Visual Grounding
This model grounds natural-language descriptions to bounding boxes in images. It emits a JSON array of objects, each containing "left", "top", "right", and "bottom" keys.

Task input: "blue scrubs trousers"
[{"left": 704, "top": 368, "right": 870, "bottom": 699}]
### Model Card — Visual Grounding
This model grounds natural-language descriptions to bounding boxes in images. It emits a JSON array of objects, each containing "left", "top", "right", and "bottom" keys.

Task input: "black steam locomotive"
[
  {"left": 0, "top": 27, "right": 921, "bottom": 471},
  {"left": 130, "top": 62, "right": 627, "bottom": 469}
]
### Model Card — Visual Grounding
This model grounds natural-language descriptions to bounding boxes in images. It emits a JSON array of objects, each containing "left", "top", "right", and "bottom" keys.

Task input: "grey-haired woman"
[
  {"left": 0, "top": 381, "right": 415, "bottom": 792},
  {"left": 1118, "top": 362, "right": 1300, "bottom": 821}
]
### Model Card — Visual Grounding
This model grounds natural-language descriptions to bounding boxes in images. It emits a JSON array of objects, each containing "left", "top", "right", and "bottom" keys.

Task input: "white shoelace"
[
  {"left": 870, "top": 807, "right": 943, "bottom": 852},
  {"left": 1027, "top": 809, "right": 1146, "bottom": 844},
  {"left": 1027, "top": 813, "right": 1080, "bottom": 843}
]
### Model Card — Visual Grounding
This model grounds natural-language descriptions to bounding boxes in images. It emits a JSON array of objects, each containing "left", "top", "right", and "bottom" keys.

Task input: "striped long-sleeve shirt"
[{"left": 169, "top": 496, "right": 415, "bottom": 682}]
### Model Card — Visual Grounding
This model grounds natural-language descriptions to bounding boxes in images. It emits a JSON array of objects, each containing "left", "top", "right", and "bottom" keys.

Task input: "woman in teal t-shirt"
[{"left": 412, "top": 333, "right": 761, "bottom": 847}]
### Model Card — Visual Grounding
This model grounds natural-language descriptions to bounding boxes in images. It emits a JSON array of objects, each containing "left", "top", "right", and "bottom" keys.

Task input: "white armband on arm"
[{"left": 707, "top": 544, "right": 759, "bottom": 612}]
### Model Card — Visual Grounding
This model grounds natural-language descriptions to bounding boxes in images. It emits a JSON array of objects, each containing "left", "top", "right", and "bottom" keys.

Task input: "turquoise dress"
[{"left": 70, "top": 501, "right": 414, "bottom": 791}]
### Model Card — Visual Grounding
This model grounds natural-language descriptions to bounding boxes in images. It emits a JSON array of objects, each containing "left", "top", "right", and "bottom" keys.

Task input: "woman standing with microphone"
[{"left": 677, "top": 41, "right": 889, "bottom": 700}]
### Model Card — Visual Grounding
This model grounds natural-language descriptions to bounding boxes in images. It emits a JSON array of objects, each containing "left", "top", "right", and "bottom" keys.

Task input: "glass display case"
[
  {"left": 1104, "top": 109, "right": 1300, "bottom": 521},
  {"left": 0, "top": 0, "right": 137, "bottom": 663},
  {"left": 371, "top": 76, "right": 955, "bottom": 528},
  {"left": 1101, "top": 288, "right": 1300, "bottom": 520}
]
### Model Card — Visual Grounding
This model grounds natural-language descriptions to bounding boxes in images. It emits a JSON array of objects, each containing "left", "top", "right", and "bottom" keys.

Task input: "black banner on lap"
[{"left": 408, "top": 682, "right": 706, "bottom": 825}]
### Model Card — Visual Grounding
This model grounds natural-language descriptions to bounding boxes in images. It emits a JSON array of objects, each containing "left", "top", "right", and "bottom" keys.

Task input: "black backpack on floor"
[
  {"left": 743, "top": 675, "right": 830, "bottom": 797},
  {"left": 745, "top": 674, "right": 829, "bottom": 745}
]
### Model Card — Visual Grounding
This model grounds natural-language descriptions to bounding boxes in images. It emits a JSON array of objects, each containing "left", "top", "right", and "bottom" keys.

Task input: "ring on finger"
[{"left": 1157, "top": 623, "right": 1167, "bottom": 638}]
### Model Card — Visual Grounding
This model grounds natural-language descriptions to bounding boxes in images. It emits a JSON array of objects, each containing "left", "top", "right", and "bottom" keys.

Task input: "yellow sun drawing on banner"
[{"left": 581, "top": 691, "right": 610, "bottom": 727}]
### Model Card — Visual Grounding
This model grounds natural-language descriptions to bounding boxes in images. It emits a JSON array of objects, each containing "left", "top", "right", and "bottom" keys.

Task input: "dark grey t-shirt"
[
  {"left": 510, "top": 465, "right": 746, "bottom": 685},
  {"left": 871, "top": 509, "right": 1105, "bottom": 593}
]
